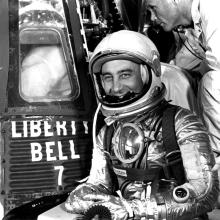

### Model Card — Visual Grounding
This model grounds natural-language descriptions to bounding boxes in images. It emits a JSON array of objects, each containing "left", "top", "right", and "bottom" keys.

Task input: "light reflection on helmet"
[{"left": 89, "top": 30, "right": 166, "bottom": 119}]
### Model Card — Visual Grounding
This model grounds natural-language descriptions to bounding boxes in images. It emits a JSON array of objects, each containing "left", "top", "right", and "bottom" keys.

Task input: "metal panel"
[
  {"left": 1, "top": 116, "right": 93, "bottom": 213},
  {"left": 0, "top": 0, "right": 9, "bottom": 114}
]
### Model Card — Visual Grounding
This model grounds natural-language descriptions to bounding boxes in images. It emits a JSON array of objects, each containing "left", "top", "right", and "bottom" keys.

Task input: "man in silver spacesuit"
[{"left": 65, "top": 30, "right": 219, "bottom": 220}]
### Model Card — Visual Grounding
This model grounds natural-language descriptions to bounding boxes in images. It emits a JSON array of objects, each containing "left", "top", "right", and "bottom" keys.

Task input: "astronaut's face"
[{"left": 101, "top": 60, "right": 145, "bottom": 98}]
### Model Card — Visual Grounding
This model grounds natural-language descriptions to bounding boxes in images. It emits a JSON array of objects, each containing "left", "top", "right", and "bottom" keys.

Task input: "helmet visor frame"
[{"left": 91, "top": 53, "right": 153, "bottom": 107}]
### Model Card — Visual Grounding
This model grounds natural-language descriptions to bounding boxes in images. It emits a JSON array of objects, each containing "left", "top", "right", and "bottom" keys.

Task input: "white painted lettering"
[
  {"left": 71, "top": 121, "right": 76, "bottom": 135},
  {"left": 69, "top": 140, "right": 80, "bottom": 159},
  {"left": 56, "top": 121, "right": 67, "bottom": 136},
  {"left": 11, "top": 121, "right": 22, "bottom": 138},
  {"left": 54, "top": 165, "right": 64, "bottom": 186},
  {"left": 23, "top": 121, "right": 28, "bottom": 137},
  {"left": 44, "top": 121, "right": 53, "bottom": 137},
  {"left": 46, "top": 141, "right": 57, "bottom": 161},
  {"left": 58, "top": 141, "right": 68, "bottom": 160},
  {"left": 30, "top": 121, "right": 41, "bottom": 137},
  {"left": 31, "top": 142, "right": 43, "bottom": 161},
  {"left": 83, "top": 121, "right": 88, "bottom": 134}
]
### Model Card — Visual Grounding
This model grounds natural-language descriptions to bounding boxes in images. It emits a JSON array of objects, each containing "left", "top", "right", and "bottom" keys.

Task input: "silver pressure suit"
[{"left": 65, "top": 103, "right": 219, "bottom": 220}]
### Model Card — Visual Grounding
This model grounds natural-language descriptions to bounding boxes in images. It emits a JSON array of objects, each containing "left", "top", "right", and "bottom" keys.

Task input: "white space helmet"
[{"left": 89, "top": 30, "right": 166, "bottom": 119}]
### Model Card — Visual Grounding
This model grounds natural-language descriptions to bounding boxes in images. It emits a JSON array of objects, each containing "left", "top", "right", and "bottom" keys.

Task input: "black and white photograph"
[{"left": 0, "top": 0, "right": 220, "bottom": 219}]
